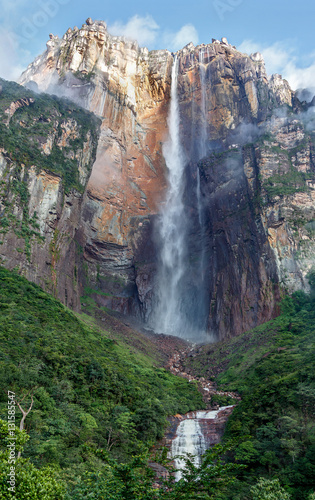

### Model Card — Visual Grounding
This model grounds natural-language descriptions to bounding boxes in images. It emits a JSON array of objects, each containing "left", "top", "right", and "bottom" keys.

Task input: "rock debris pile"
[{"left": 167, "top": 348, "right": 241, "bottom": 408}]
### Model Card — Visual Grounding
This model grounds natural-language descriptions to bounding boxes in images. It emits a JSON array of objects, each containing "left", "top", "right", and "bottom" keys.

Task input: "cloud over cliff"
[
  {"left": 108, "top": 15, "right": 160, "bottom": 47},
  {"left": 238, "top": 39, "right": 315, "bottom": 93},
  {"left": 108, "top": 14, "right": 199, "bottom": 51}
]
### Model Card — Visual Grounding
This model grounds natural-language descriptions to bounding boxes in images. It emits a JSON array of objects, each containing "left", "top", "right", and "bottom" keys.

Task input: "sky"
[{"left": 0, "top": 0, "right": 314, "bottom": 91}]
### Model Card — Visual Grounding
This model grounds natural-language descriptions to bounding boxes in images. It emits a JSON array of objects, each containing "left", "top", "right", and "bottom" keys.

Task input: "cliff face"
[
  {"left": 2, "top": 20, "right": 313, "bottom": 339},
  {"left": 20, "top": 20, "right": 174, "bottom": 314},
  {"left": 190, "top": 110, "right": 315, "bottom": 337},
  {"left": 0, "top": 79, "right": 100, "bottom": 309}
]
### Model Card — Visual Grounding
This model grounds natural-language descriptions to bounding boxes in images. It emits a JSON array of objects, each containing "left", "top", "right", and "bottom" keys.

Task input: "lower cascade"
[
  {"left": 171, "top": 406, "right": 234, "bottom": 481},
  {"left": 171, "top": 418, "right": 205, "bottom": 481}
]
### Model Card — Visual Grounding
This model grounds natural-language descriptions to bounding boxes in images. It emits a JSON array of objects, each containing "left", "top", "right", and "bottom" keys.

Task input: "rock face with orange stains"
[
  {"left": 20, "top": 20, "right": 174, "bottom": 314},
  {"left": 4, "top": 23, "right": 314, "bottom": 339}
]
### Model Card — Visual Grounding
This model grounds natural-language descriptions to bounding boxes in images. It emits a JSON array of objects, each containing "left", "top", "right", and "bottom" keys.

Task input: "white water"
[
  {"left": 152, "top": 56, "right": 187, "bottom": 335},
  {"left": 172, "top": 418, "right": 206, "bottom": 481},
  {"left": 171, "top": 406, "right": 233, "bottom": 481},
  {"left": 151, "top": 51, "right": 212, "bottom": 340}
]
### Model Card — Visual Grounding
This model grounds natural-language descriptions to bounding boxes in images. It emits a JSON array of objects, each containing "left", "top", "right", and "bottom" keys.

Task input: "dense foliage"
[
  {"left": 0, "top": 419, "right": 242, "bottom": 500},
  {"left": 0, "top": 266, "right": 204, "bottom": 497},
  {"left": 183, "top": 284, "right": 315, "bottom": 499},
  {"left": 0, "top": 266, "right": 314, "bottom": 498}
]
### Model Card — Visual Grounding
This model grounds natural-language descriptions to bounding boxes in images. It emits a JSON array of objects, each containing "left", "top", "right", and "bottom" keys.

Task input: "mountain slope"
[
  {"left": 0, "top": 266, "right": 203, "bottom": 472},
  {"left": 1, "top": 265, "right": 314, "bottom": 499}
]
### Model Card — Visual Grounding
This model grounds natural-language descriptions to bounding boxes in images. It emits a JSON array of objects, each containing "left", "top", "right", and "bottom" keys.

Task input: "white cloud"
[
  {"left": 238, "top": 40, "right": 292, "bottom": 74},
  {"left": 108, "top": 14, "right": 160, "bottom": 47},
  {"left": 0, "top": 0, "right": 29, "bottom": 80},
  {"left": 0, "top": 0, "right": 67, "bottom": 81},
  {"left": 164, "top": 24, "right": 199, "bottom": 51},
  {"left": 0, "top": 0, "right": 28, "bottom": 19},
  {"left": 108, "top": 15, "right": 199, "bottom": 52},
  {"left": 0, "top": 28, "right": 30, "bottom": 81},
  {"left": 283, "top": 61, "right": 315, "bottom": 91},
  {"left": 238, "top": 39, "right": 315, "bottom": 91}
]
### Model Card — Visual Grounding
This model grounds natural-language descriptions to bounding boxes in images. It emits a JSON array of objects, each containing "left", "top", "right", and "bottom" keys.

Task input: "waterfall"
[
  {"left": 151, "top": 51, "right": 212, "bottom": 341},
  {"left": 171, "top": 418, "right": 206, "bottom": 481},
  {"left": 171, "top": 407, "right": 234, "bottom": 481},
  {"left": 152, "top": 56, "right": 187, "bottom": 336}
]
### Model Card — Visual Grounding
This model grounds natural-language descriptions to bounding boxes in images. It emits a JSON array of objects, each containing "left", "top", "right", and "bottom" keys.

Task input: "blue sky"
[{"left": 1, "top": 0, "right": 315, "bottom": 90}]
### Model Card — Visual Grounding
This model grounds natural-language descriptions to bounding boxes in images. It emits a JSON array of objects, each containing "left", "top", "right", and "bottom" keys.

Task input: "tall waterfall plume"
[
  {"left": 151, "top": 53, "right": 213, "bottom": 341},
  {"left": 152, "top": 56, "right": 187, "bottom": 337}
]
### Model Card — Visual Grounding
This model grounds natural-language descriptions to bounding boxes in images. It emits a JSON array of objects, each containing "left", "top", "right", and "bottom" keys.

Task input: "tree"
[
  {"left": 0, "top": 419, "right": 65, "bottom": 500},
  {"left": 68, "top": 442, "right": 244, "bottom": 500},
  {"left": 16, "top": 390, "right": 35, "bottom": 458},
  {"left": 159, "top": 442, "right": 245, "bottom": 500},
  {"left": 307, "top": 268, "right": 315, "bottom": 294},
  {"left": 250, "top": 477, "right": 291, "bottom": 500}
]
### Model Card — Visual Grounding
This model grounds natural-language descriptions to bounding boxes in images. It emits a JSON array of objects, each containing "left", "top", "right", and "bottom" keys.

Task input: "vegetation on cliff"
[
  {"left": 0, "top": 79, "right": 100, "bottom": 193},
  {"left": 0, "top": 79, "right": 101, "bottom": 261}
]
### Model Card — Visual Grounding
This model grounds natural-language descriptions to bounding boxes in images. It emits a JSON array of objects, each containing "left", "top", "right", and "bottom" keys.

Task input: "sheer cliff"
[
  {"left": 0, "top": 19, "right": 313, "bottom": 339},
  {"left": 0, "top": 79, "right": 100, "bottom": 309}
]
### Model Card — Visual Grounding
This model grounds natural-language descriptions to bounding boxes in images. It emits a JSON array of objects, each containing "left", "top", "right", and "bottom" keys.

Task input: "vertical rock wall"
[
  {"left": 8, "top": 23, "right": 315, "bottom": 338},
  {"left": 0, "top": 80, "right": 100, "bottom": 309}
]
